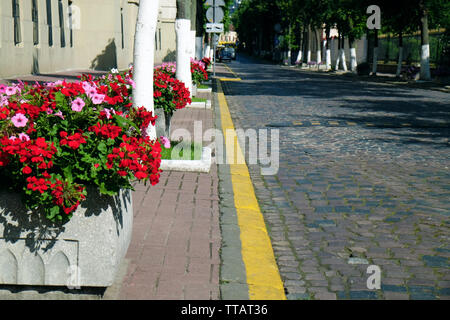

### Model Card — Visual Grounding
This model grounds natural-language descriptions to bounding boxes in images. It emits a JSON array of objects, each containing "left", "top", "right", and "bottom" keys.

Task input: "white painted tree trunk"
[
  {"left": 350, "top": 47, "right": 357, "bottom": 72},
  {"left": 295, "top": 50, "right": 302, "bottom": 65},
  {"left": 287, "top": 50, "right": 291, "bottom": 64},
  {"left": 176, "top": 19, "right": 193, "bottom": 98},
  {"left": 196, "top": 36, "right": 203, "bottom": 59},
  {"left": 307, "top": 50, "right": 311, "bottom": 63},
  {"left": 340, "top": 49, "right": 347, "bottom": 71},
  {"left": 326, "top": 49, "right": 331, "bottom": 70},
  {"left": 335, "top": 50, "right": 341, "bottom": 70},
  {"left": 372, "top": 47, "right": 378, "bottom": 75},
  {"left": 396, "top": 47, "right": 403, "bottom": 77},
  {"left": 190, "top": 30, "right": 196, "bottom": 59},
  {"left": 420, "top": 44, "right": 431, "bottom": 80},
  {"left": 204, "top": 43, "right": 211, "bottom": 59},
  {"left": 132, "top": 0, "right": 159, "bottom": 140},
  {"left": 316, "top": 50, "right": 321, "bottom": 64}
]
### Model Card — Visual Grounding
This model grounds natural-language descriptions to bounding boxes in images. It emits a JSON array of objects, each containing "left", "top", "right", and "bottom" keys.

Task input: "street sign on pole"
[
  {"left": 205, "top": 0, "right": 225, "bottom": 6},
  {"left": 206, "top": 23, "right": 224, "bottom": 33},
  {"left": 206, "top": 6, "right": 224, "bottom": 23},
  {"left": 205, "top": 0, "right": 227, "bottom": 78}
]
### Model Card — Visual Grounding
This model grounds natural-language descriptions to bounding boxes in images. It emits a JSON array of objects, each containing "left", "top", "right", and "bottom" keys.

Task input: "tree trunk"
[
  {"left": 190, "top": 0, "right": 197, "bottom": 60},
  {"left": 306, "top": 25, "right": 312, "bottom": 63},
  {"left": 420, "top": 1, "right": 431, "bottom": 80},
  {"left": 195, "top": 0, "right": 204, "bottom": 59},
  {"left": 335, "top": 31, "right": 341, "bottom": 70},
  {"left": 132, "top": 0, "right": 159, "bottom": 140},
  {"left": 295, "top": 25, "right": 303, "bottom": 64},
  {"left": 176, "top": 0, "right": 193, "bottom": 97},
  {"left": 325, "top": 25, "right": 331, "bottom": 70},
  {"left": 396, "top": 32, "right": 403, "bottom": 77},
  {"left": 287, "top": 24, "right": 292, "bottom": 65},
  {"left": 349, "top": 36, "right": 357, "bottom": 72},
  {"left": 315, "top": 28, "right": 322, "bottom": 64},
  {"left": 372, "top": 29, "right": 378, "bottom": 75},
  {"left": 340, "top": 34, "right": 347, "bottom": 71}
]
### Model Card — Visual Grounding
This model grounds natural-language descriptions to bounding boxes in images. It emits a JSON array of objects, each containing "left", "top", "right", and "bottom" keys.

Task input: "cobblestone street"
[{"left": 220, "top": 56, "right": 450, "bottom": 300}]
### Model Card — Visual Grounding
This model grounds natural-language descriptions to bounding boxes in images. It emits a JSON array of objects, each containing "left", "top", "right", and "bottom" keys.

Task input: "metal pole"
[{"left": 213, "top": 0, "right": 216, "bottom": 77}]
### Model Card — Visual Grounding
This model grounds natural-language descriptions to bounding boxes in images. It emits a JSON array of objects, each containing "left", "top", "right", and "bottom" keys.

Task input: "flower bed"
[{"left": 0, "top": 69, "right": 161, "bottom": 223}]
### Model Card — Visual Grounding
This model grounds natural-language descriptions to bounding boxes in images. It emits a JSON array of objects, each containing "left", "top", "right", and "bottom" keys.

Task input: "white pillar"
[
  {"left": 132, "top": 0, "right": 159, "bottom": 140},
  {"left": 176, "top": 18, "right": 193, "bottom": 97}
]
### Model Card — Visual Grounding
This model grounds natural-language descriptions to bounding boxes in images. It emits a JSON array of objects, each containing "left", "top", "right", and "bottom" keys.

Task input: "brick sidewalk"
[{"left": 116, "top": 107, "right": 221, "bottom": 300}]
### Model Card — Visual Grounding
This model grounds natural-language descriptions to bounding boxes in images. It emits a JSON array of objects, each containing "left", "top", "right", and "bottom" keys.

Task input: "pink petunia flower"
[
  {"left": 85, "top": 87, "right": 97, "bottom": 98},
  {"left": 0, "top": 84, "right": 7, "bottom": 94},
  {"left": 18, "top": 133, "right": 30, "bottom": 141},
  {"left": 91, "top": 93, "right": 105, "bottom": 105},
  {"left": 0, "top": 96, "right": 8, "bottom": 107},
  {"left": 54, "top": 110, "right": 65, "bottom": 120},
  {"left": 5, "top": 86, "right": 17, "bottom": 96},
  {"left": 11, "top": 113, "right": 28, "bottom": 128},
  {"left": 71, "top": 97, "right": 85, "bottom": 112},
  {"left": 160, "top": 136, "right": 171, "bottom": 149}
]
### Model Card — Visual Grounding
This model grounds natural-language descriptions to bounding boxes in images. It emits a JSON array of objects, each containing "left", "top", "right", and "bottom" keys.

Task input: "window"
[
  {"left": 120, "top": 8, "right": 124, "bottom": 49},
  {"left": 159, "top": 28, "right": 161, "bottom": 50},
  {"left": 32, "top": 0, "right": 39, "bottom": 45},
  {"left": 58, "top": 0, "right": 65, "bottom": 47},
  {"left": 46, "top": 0, "right": 53, "bottom": 46},
  {"left": 68, "top": 0, "right": 73, "bottom": 47},
  {"left": 12, "top": 0, "right": 21, "bottom": 45},
  {"left": 155, "top": 28, "right": 161, "bottom": 51}
]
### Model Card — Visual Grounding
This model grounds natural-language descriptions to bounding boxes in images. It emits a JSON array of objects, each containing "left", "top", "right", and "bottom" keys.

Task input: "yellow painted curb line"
[
  {"left": 219, "top": 77, "right": 242, "bottom": 81},
  {"left": 217, "top": 80, "right": 286, "bottom": 300}
]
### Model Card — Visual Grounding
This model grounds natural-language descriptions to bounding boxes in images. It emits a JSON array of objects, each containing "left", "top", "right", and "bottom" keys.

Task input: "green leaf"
[
  {"left": 113, "top": 114, "right": 139, "bottom": 131},
  {"left": 63, "top": 166, "right": 73, "bottom": 183},
  {"left": 47, "top": 206, "right": 60, "bottom": 220},
  {"left": 97, "top": 141, "right": 107, "bottom": 154},
  {"left": 99, "top": 182, "right": 118, "bottom": 196}
]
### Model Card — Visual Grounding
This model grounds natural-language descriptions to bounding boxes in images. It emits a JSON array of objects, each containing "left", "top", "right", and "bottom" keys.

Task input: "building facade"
[{"left": 0, "top": 0, "right": 177, "bottom": 79}]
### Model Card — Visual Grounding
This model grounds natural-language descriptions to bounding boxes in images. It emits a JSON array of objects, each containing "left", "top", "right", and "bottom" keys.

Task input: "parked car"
[{"left": 218, "top": 47, "right": 233, "bottom": 62}]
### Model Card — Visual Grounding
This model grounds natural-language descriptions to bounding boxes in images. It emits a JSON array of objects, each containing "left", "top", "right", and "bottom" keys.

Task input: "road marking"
[
  {"left": 328, "top": 121, "right": 340, "bottom": 126},
  {"left": 223, "top": 64, "right": 240, "bottom": 78},
  {"left": 219, "top": 77, "right": 242, "bottom": 81},
  {"left": 311, "top": 121, "right": 321, "bottom": 125},
  {"left": 217, "top": 80, "right": 286, "bottom": 300},
  {"left": 347, "top": 122, "right": 357, "bottom": 126},
  {"left": 292, "top": 121, "right": 303, "bottom": 126}
]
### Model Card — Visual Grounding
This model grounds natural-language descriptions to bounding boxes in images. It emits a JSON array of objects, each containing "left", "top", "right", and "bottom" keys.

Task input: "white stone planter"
[
  {"left": 0, "top": 188, "right": 133, "bottom": 287},
  {"left": 192, "top": 84, "right": 198, "bottom": 96}
]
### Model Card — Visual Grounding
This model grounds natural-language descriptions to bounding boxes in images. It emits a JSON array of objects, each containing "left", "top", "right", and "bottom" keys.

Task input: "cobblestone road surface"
[{"left": 220, "top": 56, "right": 450, "bottom": 300}]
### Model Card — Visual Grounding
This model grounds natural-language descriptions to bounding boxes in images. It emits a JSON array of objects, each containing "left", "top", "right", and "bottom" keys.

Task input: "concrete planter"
[
  {"left": 0, "top": 187, "right": 133, "bottom": 288},
  {"left": 192, "top": 84, "right": 198, "bottom": 96}
]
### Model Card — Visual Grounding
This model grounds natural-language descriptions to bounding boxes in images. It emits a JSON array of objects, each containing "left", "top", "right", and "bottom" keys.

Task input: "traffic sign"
[
  {"left": 206, "top": 23, "right": 224, "bottom": 33},
  {"left": 205, "top": 0, "right": 226, "bottom": 6},
  {"left": 206, "top": 6, "right": 224, "bottom": 23}
]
